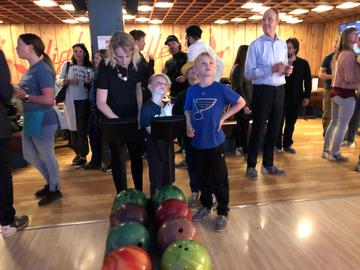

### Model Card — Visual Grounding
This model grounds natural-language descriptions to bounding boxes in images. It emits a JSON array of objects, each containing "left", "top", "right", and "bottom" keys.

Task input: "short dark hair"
[
  {"left": 95, "top": 49, "right": 108, "bottom": 59},
  {"left": 286, "top": 38, "right": 300, "bottom": 55},
  {"left": 129, "top": 29, "right": 146, "bottom": 41},
  {"left": 186, "top": 25, "right": 202, "bottom": 39}
]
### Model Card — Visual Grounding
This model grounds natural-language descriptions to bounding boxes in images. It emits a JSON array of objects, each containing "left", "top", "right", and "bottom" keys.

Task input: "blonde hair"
[
  {"left": 148, "top": 73, "right": 171, "bottom": 88},
  {"left": 194, "top": 51, "right": 215, "bottom": 67},
  {"left": 106, "top": 31, "right": 140, "bottom": 70},
  {"left": 334, "top": 27, "right": 357, "bottom": 60}
]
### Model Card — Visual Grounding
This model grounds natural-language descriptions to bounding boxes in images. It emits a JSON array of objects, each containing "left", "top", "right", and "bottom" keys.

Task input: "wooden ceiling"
[{"left": 0, "top": 0, "right": 359, "bottom": 24}]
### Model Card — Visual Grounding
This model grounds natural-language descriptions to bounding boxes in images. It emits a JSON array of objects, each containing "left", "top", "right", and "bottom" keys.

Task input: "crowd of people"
[{"left": 1, "top": 7, "right": 360, "bottom": 237}]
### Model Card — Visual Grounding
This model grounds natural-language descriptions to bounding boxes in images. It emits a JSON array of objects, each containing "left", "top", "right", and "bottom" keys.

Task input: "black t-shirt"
[
  {"left": 164, "top": 51, "right": 188, "bottom": 97},
  {"left": 96, "top": 60, "right": 142, "bottom": 118},
  {"left": 140, "top": 100, "right": 161, "bottom": 130}
]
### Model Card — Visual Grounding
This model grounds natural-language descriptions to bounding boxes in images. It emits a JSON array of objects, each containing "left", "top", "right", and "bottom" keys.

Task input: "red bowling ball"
[
  {"left": 110, "top": 204, "right": 149, "bottom": 229},
  {"left": 157, "top": 217, "right": 198, "bottom": 252},
  {"left": 155, "top": 199, "right": 192, "bottom": 226},
  {"left": 102, "top": 245, "right": 152, "bottom": 270}
]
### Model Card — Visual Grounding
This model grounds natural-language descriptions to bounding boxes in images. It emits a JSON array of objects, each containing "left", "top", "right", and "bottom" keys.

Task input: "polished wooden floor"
[
  {"left": 11, "top": 119, "right": 360, "bottom": 226},
  {"left": 1, "top": 196, "right": 360, "bottom": 270}
]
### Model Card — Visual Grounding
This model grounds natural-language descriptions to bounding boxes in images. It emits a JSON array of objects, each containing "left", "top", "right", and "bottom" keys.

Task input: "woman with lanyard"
[
  {"left": 97, "top": 32, "right": 144, "bottom": 193},
  {"left": 57, "top": 43, "right": 93, "bottom": 168},
  {"left": 14, "top": 33, "right": 62, "bottom": 206}
]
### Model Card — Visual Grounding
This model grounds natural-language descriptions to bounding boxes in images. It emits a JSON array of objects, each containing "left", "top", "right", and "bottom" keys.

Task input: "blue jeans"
[{"left": 22, "top": 124, "right": 61, "bottom": 191}]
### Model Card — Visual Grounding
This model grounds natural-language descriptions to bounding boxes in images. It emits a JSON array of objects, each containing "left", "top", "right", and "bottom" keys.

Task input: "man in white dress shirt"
[{"left": 244, "top": 8, "right": 293, "bottom": 180}]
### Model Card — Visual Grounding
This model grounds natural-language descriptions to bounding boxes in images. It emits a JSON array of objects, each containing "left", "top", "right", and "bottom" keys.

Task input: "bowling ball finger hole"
[
  {"left": 178, "top": 228, "right": 183, "bottom": 233},
  {"left": 137, "top": 242, "right": 143, "bottom": 248},
  {"left": 178, "top": 245, "right": 182, "bottom": 249},
  {"left": 185, "top": 248, "right": 189, "bottom": 251}
]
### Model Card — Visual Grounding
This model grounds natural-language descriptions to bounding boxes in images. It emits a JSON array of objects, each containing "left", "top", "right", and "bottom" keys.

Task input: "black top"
[
  {"left": 285, "top": 56, "right": 312, "bottom": 104},
  {"left": 164, "top": 51, "right": 188, "bottom": 97},
  {"left": 139, "top": 53, "right": 154, "bottom": 88},
  {"left": 0, "top": 50, "right": 13, "bottom": 139},
  {"left": 230, "top": 64, "right": 253, "bottom": 108},
  {"left": 321, "top": 52, "right": 334, "bottom": 90},
  {"left": 96, "top": 60, "right": 143, "bottom": 118},
  {"left": 140, "top": 100, "right": 161, "bottom": 131},
  {"left": 172, "top": 88, "right": 188, "bottom": 115}
]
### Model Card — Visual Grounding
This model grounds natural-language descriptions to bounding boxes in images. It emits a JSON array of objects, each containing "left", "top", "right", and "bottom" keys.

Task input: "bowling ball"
[
  {"left": 152, "top": 185, "right": 186, "bottom": 209},
  {"left": 157, "top": 217, "right": 198, "bottom": 252},
  {"left": 110, "top": 204, "right": 149, "bottom": 229},
  {"left": 106, "top": 221, "right": 150, "bottom": 255},
  {"left": 102, "top": 245, "right": 152, "bottom": 270},
  {"left": 155, "top": 199, "right": 192, "bottom": 226},
  {"left": 160, "top": 240, "right": 211, "bottom": 270},
  {"left": 112, "top": 188, "right": 148, "bottom": 212}
]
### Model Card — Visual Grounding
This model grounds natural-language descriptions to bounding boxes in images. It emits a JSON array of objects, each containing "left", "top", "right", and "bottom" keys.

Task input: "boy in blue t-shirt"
[
  {"left": 185, "top": 52, "right": 245, "bottom": 232},
  {"left": 140, "top": 74, "right": 174, "bottom": 196}
]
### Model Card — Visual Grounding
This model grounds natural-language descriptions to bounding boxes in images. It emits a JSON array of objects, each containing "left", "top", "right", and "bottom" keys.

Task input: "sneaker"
[
  {"left": 102, "top": 164, "right": 112, "bottom": 172},
  {"left": 188, "top": 192, "right": 199, "bottom": 207},
  {"left": 215, "top": 215, "right": 228, "bottom": 232},
  {"left": 246, "top": 167, "right": 258, "bottom": 180},
  {"left": 72, "top": 155, "right": 81, "bottom": 165},
  {"left": 84, "top": 162, "right": 101, "bottom": 170},
  {"left": 235, "top": 147, "right": 243, "bottom": 156},
  {"left": 261, "top": 165, "right": 285, "bottom": 176},
  {"left": 34, "top": 185, "right": 49, "bottom": 198},
  {"left": 2, "top": 215, "right": 29, "bottom": 238},
  {"left": 38, "top": 191, "right": 63, "bottom": 206},
  {"left": 354, "top": 161, "right": 360, "bottom": 171},
  {"left": 274, "top": 147, "right": 281, "bottom": 154},
  {"left": 328, "top": 153, "right": 349, "bottom": 162},
  {"left": 73, "top": 158, "right": 87, "bottom": 168},
  {"left": 175, "top": 160, "right": 187, "bottom": 169},
  {"left": 322, "top": 150, "right": 331, "bottom": 159},
  {"left": 341, "top": 141, "right": 356, "bottom": 148},
  {"left": 284, "top": 146, "right": 296, "bottom": 154},
  {"left": 192, "top": 207, "right": 211, "bottom": 222}
]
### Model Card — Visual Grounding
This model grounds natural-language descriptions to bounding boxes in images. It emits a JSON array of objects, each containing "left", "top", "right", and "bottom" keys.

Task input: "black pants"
[
  {"left": 235, "top": 112, "right": 250, "bottom": 154},
  {"left": 247, "top": 85, "right": 285, "bottom": 168},
  {"left": 146, "top": 138, "right": 175, "bottom": 196},
  {"left": 0, "top": 139, "right": 15, "bottom": 226},
  {"left": 70, "top": 131, "right": 89, "bottom": 157},
  {"left": 109, "top": 131, "right": 144, "bottom": 193},
  {"left": 276, "top": 99, "right": 300, "bottom": 149},
  {"left": 192, "top": 144, "right": 229, "bottom": 216}
]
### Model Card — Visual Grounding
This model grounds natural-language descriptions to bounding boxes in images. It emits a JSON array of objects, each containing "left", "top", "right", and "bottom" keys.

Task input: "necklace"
[{"left": 115, "top": 65, "right": 128, "bottom": 81}]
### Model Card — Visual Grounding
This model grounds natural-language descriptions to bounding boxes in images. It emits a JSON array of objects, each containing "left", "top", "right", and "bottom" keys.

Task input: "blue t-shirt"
[
  {"left": 20, "top": 60, "right": 57, "bottom": 125},
  {"left": 140, "top": 100, "right": 161, "bottom": 132},
  {"left": 184, "top": 81, "right": 240, "bottom": 149},
  {"left": 321, "top": 53, "right": 334, "bottom": 90}
]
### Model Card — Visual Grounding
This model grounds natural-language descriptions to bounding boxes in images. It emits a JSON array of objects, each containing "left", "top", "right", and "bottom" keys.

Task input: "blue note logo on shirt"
[{"left": 193, "top": 98, "right": 217, "bottom": 120}]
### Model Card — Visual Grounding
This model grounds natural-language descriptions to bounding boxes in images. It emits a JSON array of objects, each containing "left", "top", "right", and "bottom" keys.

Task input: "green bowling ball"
[
  {"left": 105, "top": 221, "right": 150, "bottom": 255},
  {"left": 152, "top": 185, "right": 186, "bottom": 209},
  {"left": 160, "top": 240, "right": 212, "bottom": 270},
  {"left": 112, "top": 188, "right": 148, "bottom": 212}
]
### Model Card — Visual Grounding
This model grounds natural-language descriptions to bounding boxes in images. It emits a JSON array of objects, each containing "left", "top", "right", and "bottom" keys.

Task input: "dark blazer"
[
  {"left": 285, "top": 56, "right": 312, "bottom": 104},
  {"left": 0, "top": 50, "right": 14, "bottom": 139}
]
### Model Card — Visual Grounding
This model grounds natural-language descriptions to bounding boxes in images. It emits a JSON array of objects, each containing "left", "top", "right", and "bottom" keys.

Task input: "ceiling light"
[
  {"left": 289, "top": 9, "right": 309, "bottom": 15},
  {"left": 215, "top": 19, "right": 229, "bottom": 24},
  {"left": 60, "top": 4, "right": 75, "bottom": 11},
  {"left": 280, "top": 14, "right": 295, "bottom": 21},
  {"left": 75, "top": 16, "right": 89, "bottom": 22},
  {"left": 0, "top": 20, "right": 3, "bottom": 23},
  {"left": 336, "top": 2, "right": 360, "bottom": 9},
  {"left": 138, "top": 5, "right": 153, "bottom": 12},
  {"left": 149, "top": 19, "right": 163, "bottom": 24},
  {"left": 251, "top": 6, "right": 270, "bottom": 14},
  {"left": 33, "top": 0, "right": 58, "bottom": 7},
  {"left": 311, "top": 5, "right": 334, "bottom": 13},
  {"left": 241, "top": 2, "right": 262, "bottom": 9},
  {"left": 248, "top": 14, "right": 263, "bottom": 20},
  {"left": 287, "top": 18, "right": 303, "bottom": 24},
  {"left": 154, "top": 2, "right": 173, "bottom": 8},
  {"left": 230, "top": 17, "right": 246, "bottom": 22},
  {"left": 62, "top": 19, "right": 79, "bottom": 24},
  {"left": 135, "top": 17, "right": 150, "bottom": 22},
  {"left": 123, "top": 14, "right": 135, "bottom": 20}
]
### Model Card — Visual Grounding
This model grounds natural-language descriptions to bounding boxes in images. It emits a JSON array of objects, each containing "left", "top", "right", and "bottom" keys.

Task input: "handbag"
[{"left": 55, "top": 62, "right": 71, "bottom": 104}]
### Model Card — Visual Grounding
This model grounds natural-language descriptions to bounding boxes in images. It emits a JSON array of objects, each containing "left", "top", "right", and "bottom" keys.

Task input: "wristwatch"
[{"left": 24, "top": 94, "right": 30, "bottom": 103}]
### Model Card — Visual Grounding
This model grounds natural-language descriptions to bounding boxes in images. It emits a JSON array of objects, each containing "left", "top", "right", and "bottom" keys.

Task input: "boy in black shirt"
[{"left": 140, "top": 74, "right": 173, "bottom": 196}]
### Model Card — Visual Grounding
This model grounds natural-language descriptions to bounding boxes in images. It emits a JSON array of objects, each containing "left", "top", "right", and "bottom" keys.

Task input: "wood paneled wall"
[{"left": 0, "top": 19, "right": 359, "bottom": 84}]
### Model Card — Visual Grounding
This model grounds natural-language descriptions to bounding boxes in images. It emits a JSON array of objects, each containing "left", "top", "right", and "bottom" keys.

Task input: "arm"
[
  {"left": 14, "top": 87, "right": 54, "bottom": 105},
  {"left": 96, "top": 89, "right": 119, "bottom": 119},
  {"left": 318, "top": 67, "right": 332, "bottom": 80},
  {"left": 303, "top": 61, "right": 312, "bottom": 100},
  {"left": 56, "top": 62, "right": 69, "bottom": 87},
  {"left": 0, "top": 51, "right": 13, "bottom": 103},
  {"left": 343, "top": 52, "right": 360, "bottom": 84},
  {"left": 244, "top": 43, "right": 272, "bottom": 80},
  {"left": 185, "top": 110, "right": 195, "bottom": 138},
  {"left": 218, "top": 97, "right": 246, "bottom": 131}
]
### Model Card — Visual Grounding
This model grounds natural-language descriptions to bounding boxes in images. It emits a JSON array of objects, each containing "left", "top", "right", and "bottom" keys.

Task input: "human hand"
[
  {"left": 176, "top": 75, "right": 186, "bottom": 83},
  {"left": 14, "top": 86, "right": 26, "bottom": 100},
  {"left": 69, "top": 79, "right": 79, "bottom": 85},
  {"left": 243, "top": 106, "right": 252, "bottom": 115},
  {"left": 272, "top": 62, "right": 286, "bottom": 74},
  {"left": 302, "top": 98, "right": 310, "bottom": 107},
  {"left": 162, "top": 102, "right": 173, "bottom": 116},
  {"left": 284, "top": 65, "right": 293, "bottom": 76},
  {"left": 63, "top": 79, "right": 70, "bottom": 86},
  {"left": 186, "top": 127, "right": 195, "bottom": 138}
]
